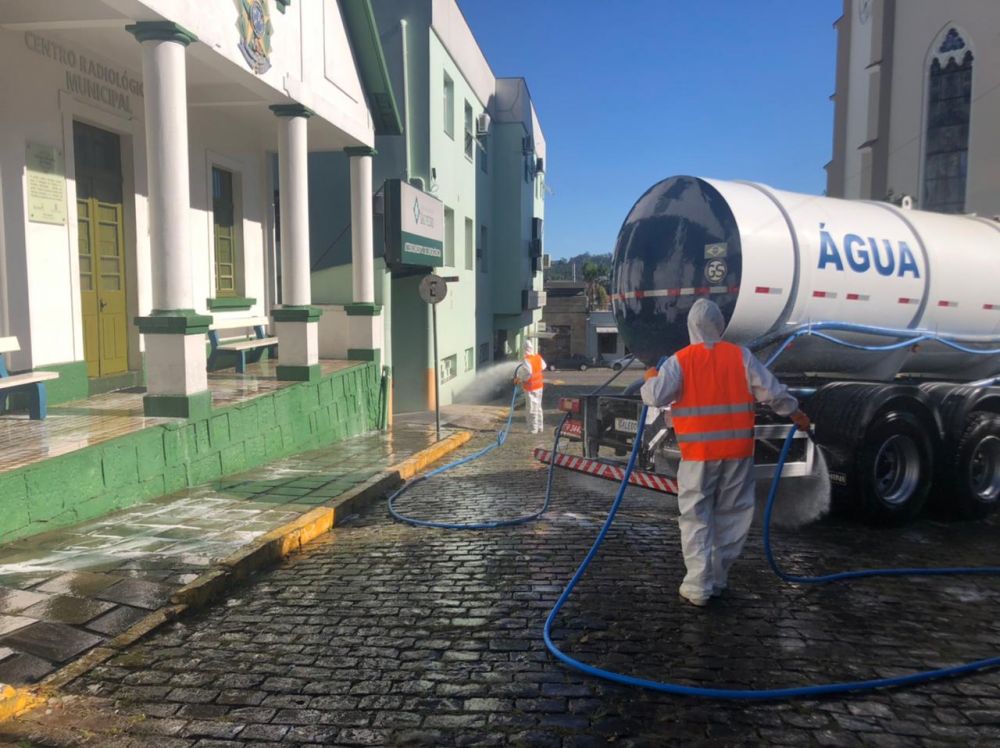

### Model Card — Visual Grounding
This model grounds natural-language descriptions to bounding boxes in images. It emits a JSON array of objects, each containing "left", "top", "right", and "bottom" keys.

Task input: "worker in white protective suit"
[
  {"left": 640, "top": 298, "right": 811, "bottom": 607},
  {"left": 515, "top": 339, "right": 547, "bottom": 434}
]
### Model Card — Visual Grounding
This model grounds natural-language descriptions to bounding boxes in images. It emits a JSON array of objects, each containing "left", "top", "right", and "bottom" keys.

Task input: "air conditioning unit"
[
  {"left": 529, "top": 238, "right": 543, "bottom": 258},
  {"left": 408, "top": 176, "right": 426, "bottom": 191},
  {"left": 476, "top": 112, "right": 491, "bottom": 136},
  {"left": 542, "top": 253, "right": 551, "bottom": 269},
  {"left": 532, "top": 217, "right": 543, "bottom": 240},
  {"left": 521, "top": 288, "right": 546, "bottom": 312},
  {"left": 535, "top": 157, "right": 544, "bottom": 174},
  {"left": 522, "top": 289, "right": 545, "bottom": 310}
]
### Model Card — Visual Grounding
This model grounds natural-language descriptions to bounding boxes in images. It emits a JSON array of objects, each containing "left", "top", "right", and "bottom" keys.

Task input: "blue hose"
[
  {"left": 761, "top": 322, "right": 1000, "bottom": 369},
  {"left": 543, "top": 410, "right": 1000, "bottom": 699},
  {"left": 388, "top": 356, "right": 638, "bottom": 530},
  {"left": 387, "top": 383, "right": 560, "bottom": 529}
]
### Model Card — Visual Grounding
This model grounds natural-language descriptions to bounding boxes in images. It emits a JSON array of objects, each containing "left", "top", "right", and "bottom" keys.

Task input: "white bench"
[
  {"left": 207, "top": 317, "right": 278, "bottom": 373},
  {"left": 0, "top": 337, "right": 60, "bottom": 420}
]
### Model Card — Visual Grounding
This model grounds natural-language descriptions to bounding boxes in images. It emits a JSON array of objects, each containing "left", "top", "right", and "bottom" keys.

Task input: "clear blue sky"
[{"left": 458, "top": 0, "right": 841, "bottom": 260}]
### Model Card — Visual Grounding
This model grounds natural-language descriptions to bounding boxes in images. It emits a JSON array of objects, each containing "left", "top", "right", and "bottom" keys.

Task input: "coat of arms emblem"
[{"left": 237, "top": 0, "right": 273, "bottom": 74}]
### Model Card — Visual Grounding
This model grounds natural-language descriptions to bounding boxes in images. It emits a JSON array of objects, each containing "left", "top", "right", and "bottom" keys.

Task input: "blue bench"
[
  {"left": 207, "top": 316, "right": 278, "bottom": 373},
  {"left": 0, "top": 337, "right": 60, "bottom": 420}
]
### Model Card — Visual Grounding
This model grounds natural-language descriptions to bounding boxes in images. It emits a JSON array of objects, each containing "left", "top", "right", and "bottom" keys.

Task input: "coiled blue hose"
[
  {"left": 543, "top": 409, "right": 1000, "bottom": 699},
  {"left": 387, "top": 383, "right": 561, "bottom": 529}
]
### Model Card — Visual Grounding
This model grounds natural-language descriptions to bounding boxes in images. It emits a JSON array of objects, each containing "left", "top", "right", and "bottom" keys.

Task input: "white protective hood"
[{"left": 687, "top": 298, "right": 725, "bottom": 346}]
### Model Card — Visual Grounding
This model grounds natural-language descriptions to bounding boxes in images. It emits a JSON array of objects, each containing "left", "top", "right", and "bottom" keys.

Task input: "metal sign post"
[{"left": 418, "top": 275, "right": 450, "bottom": 441}]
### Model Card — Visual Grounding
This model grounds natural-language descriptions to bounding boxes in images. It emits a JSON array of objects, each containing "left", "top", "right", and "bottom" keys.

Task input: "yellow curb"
[
  {"left": 170, "top": 568, "right": 231, "bottom": 608},
  {"left": 329, "top": 471, "right": 402, "bottom": 526},
  {"left": 0, "top": 430, "right": 475, "bottom": 721},
  {"left": 107, "top": 604, "right": 188, "bottom": 650},
  {"left": 0, "top": 683, "right": 44, "bottom": 721},
  {"left": 395, "top": 431, "right": 473, "bottom": 481},
  {"left": 40, "top": 647, "right": 117, "bottom": 691},
  {"left": 214, "top": 506, "right": 335, "bottom": 580}
]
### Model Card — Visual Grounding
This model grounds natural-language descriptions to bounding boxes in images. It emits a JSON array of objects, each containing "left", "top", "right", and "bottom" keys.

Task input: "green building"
[{"left": 309, "top": 0, "right": 547, "bottom": 414}]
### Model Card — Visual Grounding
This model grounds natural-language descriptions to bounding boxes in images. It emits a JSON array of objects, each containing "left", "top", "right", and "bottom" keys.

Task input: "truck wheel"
[
  {"left": 856, "top": 410, "right": 933, "bottom": 525},
  {"left": 947, "top": 412, "right": 1000, "bottom": 520},
  {"left": 579, "top": 363, "right": 588, "bottom": 371}
]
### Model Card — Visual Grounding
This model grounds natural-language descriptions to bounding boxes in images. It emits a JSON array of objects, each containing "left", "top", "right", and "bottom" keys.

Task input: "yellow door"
[{"left": 75, "top": 122, "right": 128, "bottom": 377}]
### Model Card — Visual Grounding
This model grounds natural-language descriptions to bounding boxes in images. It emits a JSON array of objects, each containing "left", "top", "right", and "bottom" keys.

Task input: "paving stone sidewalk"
[
  {"left": 0, "top": 424, "right": 446, "bottom": 686},
  {"left": 3, "top": 411, "right": 1000, "bottom": 746}
]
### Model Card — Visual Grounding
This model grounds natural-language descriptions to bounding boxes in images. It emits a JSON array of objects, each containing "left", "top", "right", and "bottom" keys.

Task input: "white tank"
[{"left": 611, "top": 176, "right": 1000, "bottom": 381}]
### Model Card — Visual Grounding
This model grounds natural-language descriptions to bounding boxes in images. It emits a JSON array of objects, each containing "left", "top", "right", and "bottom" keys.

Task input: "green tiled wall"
[{"left": 0, "top": 363, "right": 382, "bottom": 544}]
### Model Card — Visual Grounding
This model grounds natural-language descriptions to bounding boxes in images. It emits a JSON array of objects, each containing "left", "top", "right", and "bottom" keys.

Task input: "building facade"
[
  {"left": 540, "top": 283, "right": 625, "bottom": 365},
  {"left": 309, "top": 0, "right": 547, "bottom": 414},
  {"left": 0, "top": 0, "right": 397, "bottom": 417},
  {"left": 540, "top": 281, "right": 587, "bottom": 361},
  {"left": 827, "top": 0, "right": 1000, "bottom": 217}
]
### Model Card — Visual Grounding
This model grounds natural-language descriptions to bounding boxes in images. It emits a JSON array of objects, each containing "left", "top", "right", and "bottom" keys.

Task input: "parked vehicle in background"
[
  {"left": 609, "top": 354, "right": 639, "bottom": 371},
  {"left": 547, "top": 355, "right": 597, "bottom": 372}
]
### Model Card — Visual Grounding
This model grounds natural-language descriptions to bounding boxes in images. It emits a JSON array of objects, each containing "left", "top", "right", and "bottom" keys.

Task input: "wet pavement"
[
  {"left": 2, "top": 379, "right": 1000, "bottom": 745},
  {"left": 0, "top": 424, "right": 443, "bottom": 686},
  {"left": 0, "top": 361, "right": 359, "bottom": 474}
]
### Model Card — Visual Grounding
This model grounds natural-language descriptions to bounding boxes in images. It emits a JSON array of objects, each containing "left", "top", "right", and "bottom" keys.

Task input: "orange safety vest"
[
  {"left": 671, "top": 341, "right": 755, "bottom": 461},
  {"left": 523, "top": 354, "right": 544, "bottom": 392}
]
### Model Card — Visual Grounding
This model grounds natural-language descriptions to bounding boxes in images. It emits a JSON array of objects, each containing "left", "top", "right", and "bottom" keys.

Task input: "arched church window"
[{"left": 923, "top": 27, "right": 973, "bottom": 213}]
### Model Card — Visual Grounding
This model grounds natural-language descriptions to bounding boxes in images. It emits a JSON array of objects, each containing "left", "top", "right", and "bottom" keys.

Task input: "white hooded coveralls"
[
  {"left": 640, "top": 299, "right": 798, "bottom": 603},
  {"left": 522, "top": 340, "right": 546, "bottom": 434}
]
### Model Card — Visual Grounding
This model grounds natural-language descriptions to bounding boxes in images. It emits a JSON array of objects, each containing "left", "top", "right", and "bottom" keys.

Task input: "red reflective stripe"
[{"left": 533, "top": 448, "right": 678, "bottom": 495}]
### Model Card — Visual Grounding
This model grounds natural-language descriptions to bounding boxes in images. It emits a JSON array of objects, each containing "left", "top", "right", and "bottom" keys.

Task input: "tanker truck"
[{"left": 535, "top": 175, "right": 1000, "bottom": 526}]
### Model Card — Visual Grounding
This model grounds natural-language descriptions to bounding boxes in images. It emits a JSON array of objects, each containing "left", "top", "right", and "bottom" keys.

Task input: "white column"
[
  {"left": 273, "top": 107, "right": 312, "bottom": 307},
  {"left": 131, "top": 25, "right": 196, "bottom": 311},
  {"left": 271, "top": 105, "right": 320, "bottom": 381},
  {"left": 128, "top": 22, "right": 210, "bottom": 419},
  {"left": 344, "top": 146, "right": 381, "bottom": 362},
  {"left": 347, "top": 148, "right": 375, "bottom": 304}
]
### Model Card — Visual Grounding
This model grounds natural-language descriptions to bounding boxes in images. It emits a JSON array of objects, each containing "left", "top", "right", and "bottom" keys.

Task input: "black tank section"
[{"left": 612, "top": 176, "right": 742, "bottom": 365}]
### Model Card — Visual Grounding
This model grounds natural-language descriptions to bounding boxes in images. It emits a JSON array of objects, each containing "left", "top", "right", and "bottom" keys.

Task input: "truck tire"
[
  {"left": 855, "top": 410, "right": 933, "bottom": 525},
  {"left": 945, "top": 411, "right": 1000, "bottom": 520}
]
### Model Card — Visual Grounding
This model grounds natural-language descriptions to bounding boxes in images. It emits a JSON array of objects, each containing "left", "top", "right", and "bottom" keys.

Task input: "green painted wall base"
[
  {"left": 276, "top": 364, "right": 322, "bottom": 382},
  {"left": 348, "top": 348, "right": 382, "bottom": 369},
  {"left": 0, "top": 362, "right": 381, "bottom": 545},
  {"left": 89, "top": 370, "right": 144, "bottom": 397},
  {"left": 143, "top": 390, "right": 212, "bottom": 419}
]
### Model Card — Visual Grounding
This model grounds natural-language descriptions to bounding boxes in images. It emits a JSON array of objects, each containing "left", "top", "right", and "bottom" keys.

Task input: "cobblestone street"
[{"left": 4, "top": 387, "right": 1000, "bottom": 745}]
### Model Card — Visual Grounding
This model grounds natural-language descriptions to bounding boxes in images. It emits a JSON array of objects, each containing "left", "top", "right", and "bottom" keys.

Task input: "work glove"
[
  {"left": 790, "top": 410, "right": 811, "bottom": 432},
  {"left": 644, "top": 367, "right": 659, "bottom": 381}
]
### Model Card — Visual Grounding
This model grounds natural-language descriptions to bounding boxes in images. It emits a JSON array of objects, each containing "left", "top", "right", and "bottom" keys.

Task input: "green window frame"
[
  {"left": 465, "top": 217, "right": 474, "bottom": 271},
  {"left": 212, "top": 166, "right": 240, "bottom": 298},
  {"left": 440, "top": 353, "right": 457, "bottom": 383},
  {"left": 443, "top": 72, "right": 455, "bottom": 139},
  {"left": 464, "top": 101, "right": 474, "bottom": 160}
]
